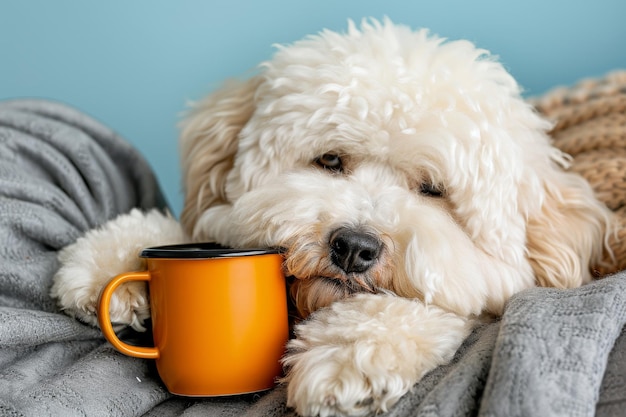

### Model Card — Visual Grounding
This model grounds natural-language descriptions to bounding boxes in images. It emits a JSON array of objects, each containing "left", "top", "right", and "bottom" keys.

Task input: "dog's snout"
[{"left": 329, "top": 228, "right": 382, "bottom": 274}]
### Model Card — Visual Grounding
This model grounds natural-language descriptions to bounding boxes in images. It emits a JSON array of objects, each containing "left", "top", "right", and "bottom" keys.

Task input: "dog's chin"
[
  {"left": 289, "top": 274, "right": 382, "bottom": 318},
  {"left": 289, "top": 276, "right": 354, "bottom": 318}
]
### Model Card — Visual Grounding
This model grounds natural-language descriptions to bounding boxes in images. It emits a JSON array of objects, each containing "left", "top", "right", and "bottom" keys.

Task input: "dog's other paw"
[
  {"left": 50, "top": 208, "right": 187, "bottom": 331},
  {"left": 282, "top": 293, "right": 472, "bottom": 417}
]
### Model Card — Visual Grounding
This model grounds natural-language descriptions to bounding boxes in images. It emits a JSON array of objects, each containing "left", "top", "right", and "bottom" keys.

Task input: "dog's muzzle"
[{"left": 329, "top": 227, "right": 383, "bottom": 274}]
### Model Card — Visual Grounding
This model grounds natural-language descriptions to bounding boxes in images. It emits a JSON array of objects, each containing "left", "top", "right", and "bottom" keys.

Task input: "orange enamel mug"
[{"left": 97, "top": 243, "right": 289, "bottom": 396}]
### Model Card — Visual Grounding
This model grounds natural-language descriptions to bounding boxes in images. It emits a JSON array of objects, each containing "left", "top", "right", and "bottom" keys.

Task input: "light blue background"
[{"left": 2, "top": 1, "right": 625, "bottom": 217}]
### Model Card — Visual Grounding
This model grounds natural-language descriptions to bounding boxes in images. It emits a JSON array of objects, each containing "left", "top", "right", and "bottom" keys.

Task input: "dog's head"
[{"left": 180, "top": 20, "right": 612, "bottom": 318}]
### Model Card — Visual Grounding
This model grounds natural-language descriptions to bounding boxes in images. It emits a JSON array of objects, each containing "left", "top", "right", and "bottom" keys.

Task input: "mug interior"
[{"left": 140, "top": 242, "right": 280, "bottom": 259}]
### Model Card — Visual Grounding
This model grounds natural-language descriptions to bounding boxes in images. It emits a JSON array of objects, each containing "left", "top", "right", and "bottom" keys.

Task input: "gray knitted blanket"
[{"left": 0, "top": 99, "right": 624, "bottom": 417}]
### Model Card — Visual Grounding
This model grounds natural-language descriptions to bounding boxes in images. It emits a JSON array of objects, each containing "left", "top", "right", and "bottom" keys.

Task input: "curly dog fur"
[{"left": 52, "top": 19, "right": 613, "bottom": 416}]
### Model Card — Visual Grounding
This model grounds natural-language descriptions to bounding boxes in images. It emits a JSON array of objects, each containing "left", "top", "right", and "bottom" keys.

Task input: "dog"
[{"left": 51, "top": 19, "right": 613, "bottom": 416}]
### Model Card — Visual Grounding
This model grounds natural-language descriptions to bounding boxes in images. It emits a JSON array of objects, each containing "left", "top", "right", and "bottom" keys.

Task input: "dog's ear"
[
  {"left": 525, "top": 167, "right": 613, "bottom": 288},
  {"left": 179, "top": 76, "right": 262, "bottom": 236}
]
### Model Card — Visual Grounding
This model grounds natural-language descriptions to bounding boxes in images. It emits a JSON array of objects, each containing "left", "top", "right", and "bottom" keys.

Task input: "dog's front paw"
[
  {"left": 53, "top": 273, "right": 150, "bottom": 331},
  {"left": 284, "top": 339, "right": 404, "bottom": 417},
  {"left": 282, "top": 293, "right": 472, "bottom": 417},
  {"left": 50, "top": 208, "right": 187, "bottom": 330}
]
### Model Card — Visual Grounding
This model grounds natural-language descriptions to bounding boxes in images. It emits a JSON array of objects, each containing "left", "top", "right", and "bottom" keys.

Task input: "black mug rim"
[{"left": 140, "top": 242, "right": 280, "bottom": 259}]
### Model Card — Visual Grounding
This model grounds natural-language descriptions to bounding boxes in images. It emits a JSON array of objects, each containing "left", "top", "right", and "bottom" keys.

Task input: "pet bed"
[{"left": 1, "top": 72, "right": 625, "bottom": 416}]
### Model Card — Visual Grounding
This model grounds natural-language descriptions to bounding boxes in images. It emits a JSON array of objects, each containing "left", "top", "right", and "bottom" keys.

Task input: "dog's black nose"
[{"left": 329, "top": 227, "right": 382, "bottom": 274}]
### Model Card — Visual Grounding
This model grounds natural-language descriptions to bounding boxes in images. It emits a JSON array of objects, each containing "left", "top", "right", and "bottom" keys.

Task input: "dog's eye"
[
  {"left": 420, "top": 183, "right": 444, "bottom": 197},
  {"left": 314, "top": 153, "right": 343, "bottom": 173}
]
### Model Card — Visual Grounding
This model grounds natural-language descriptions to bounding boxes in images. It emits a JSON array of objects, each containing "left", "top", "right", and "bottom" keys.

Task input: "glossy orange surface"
[{"left": 98, "top": 253, "right": 288, "bottom": 396}]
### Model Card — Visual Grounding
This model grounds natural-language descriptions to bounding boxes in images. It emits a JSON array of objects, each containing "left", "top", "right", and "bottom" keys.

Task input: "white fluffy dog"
[{"left": 51, "top": 19, "right": 613, "bottom": 417}]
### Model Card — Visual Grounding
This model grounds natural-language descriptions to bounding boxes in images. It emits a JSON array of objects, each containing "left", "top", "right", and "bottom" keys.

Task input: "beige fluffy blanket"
[{"left": 533, "top": 70, "right": 626, "bottom": 274}]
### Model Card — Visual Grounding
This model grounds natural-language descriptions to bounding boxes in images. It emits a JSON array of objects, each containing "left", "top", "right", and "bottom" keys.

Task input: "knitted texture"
[
  {"left": 0, "top": 99, "right": 170, "bottom": 416},
  {"left": 532, "top": 71, "right": 626, "bottom": 275}
]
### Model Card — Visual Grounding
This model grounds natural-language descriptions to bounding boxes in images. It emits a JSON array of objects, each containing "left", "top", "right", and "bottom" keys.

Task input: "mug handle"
[{"left": 97, "top": 271, "right": 159, "bottom": 359}]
